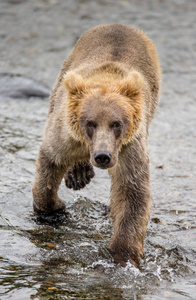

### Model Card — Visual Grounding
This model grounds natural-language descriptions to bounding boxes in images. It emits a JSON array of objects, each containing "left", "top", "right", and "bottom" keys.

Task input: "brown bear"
[{"left": 32, "top": 24, "right": 161, "bottom": 268}]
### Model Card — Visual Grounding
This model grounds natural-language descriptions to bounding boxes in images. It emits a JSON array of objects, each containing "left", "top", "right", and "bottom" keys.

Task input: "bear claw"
[{"left": 65, "top": 162, "right": 95, "bottom": 190}]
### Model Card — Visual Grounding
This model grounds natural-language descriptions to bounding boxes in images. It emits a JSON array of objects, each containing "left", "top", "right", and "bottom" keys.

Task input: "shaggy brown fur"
[{"left": 32, "top": 24, "right": 161, "bottom": 268}]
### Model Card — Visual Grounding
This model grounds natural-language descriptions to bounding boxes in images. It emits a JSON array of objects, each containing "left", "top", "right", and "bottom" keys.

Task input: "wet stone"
[{"left": 0, "top": 74, "right": 49, "bottom": 99}]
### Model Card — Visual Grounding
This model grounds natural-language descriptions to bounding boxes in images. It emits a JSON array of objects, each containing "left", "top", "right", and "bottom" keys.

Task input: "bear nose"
[{"left": 94, "top": 151, "right": 111, "bottom": 167}]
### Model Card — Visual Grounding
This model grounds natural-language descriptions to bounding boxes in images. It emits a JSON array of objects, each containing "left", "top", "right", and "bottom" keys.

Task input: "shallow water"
[
  {"left": 0, "top": 77, "right": 196, "bottom": 300},
  {"left": 0, "top": 0, "right": 196, "bottom": 299}
]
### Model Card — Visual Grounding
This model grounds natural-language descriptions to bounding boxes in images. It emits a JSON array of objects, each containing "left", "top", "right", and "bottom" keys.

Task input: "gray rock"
[{"left": 0, "top": 74, "right": 50, "bottom": 99}]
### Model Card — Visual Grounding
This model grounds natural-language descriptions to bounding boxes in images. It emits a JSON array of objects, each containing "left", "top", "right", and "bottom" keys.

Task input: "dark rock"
[{"left": 0, "top": 74, "right": 50, "bottom": 99}]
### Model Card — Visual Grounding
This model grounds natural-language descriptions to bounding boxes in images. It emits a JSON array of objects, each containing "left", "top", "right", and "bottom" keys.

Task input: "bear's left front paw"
[
  {"left": 65, "top": 162, "right": 95, "bottom": 190},
  {"left": 111, "top": 251, "right": 140, "bottom": 269},
  {"left": 109, "top": 241, "right": 141, "bottom": 269}
]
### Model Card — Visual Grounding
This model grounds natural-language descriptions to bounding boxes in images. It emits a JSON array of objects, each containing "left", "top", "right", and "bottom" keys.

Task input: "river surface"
[{"left": 0, "top": 0, "right": 196, "bottom": 299}]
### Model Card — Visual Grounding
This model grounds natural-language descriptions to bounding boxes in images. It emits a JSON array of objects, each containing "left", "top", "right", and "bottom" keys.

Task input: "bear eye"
[
  {"left": 111, "top": 121, "right": 122, "bottom": 138},
  {"left": 112, "top": 121, "right": 122, "bottom": 129},
  {"left": 86, "top": 121, "right": 96, "bottom": 129},
  {"left": 86, "top": 121, "right": 96, "bottom": 138}
]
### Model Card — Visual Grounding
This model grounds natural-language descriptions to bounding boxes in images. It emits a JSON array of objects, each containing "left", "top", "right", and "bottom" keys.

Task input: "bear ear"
[
  {"left": 119, "top": 71, "right": 144, "bottom": 140},
  {"left": 119, "top": 71, "right": 143, "bottom": 99},
  {"left": 63, "top": 72, "right": 87, "bottom": 142},
  {"left": 63, "top": 71, "right": 87, "bottom": 97}
]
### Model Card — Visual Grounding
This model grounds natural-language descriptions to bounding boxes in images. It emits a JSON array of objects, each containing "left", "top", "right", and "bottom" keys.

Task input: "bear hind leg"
[{"left": 65, "top": 162, "right": 95, "bottom": 190}]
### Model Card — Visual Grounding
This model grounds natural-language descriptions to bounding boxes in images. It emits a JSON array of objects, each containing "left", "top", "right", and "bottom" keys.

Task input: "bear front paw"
[
  {"left": 109, "top": 240, "right": 141, "bottom": 269},
  {"left": 111, "top": 250, "right": 140, "bottom": 269},
  {"left": 65, "top": 162, "right": 95, "bottom": 190}
]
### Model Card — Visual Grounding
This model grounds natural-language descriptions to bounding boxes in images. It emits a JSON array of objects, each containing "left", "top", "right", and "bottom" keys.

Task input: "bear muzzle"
[{"left": 94, "top": 150, "right": 112, "bottom": 169}]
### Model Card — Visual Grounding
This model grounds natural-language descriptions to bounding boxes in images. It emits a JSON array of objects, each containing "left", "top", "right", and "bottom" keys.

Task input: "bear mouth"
[
  {"left": 93, "top": 160, "right": 116, "bottom": 170},
  {"left": 95, "top": 164, "right": 111, "bottom": 170}
]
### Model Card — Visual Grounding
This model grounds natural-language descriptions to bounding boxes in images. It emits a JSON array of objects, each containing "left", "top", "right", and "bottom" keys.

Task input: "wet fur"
[{"left": 32, "top": 24, "right": 161, "bottom": 268}]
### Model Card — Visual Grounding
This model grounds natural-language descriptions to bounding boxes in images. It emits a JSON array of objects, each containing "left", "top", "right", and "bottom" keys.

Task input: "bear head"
[{"left": 63, "top": 70, "right": 143, "bottom": 169}]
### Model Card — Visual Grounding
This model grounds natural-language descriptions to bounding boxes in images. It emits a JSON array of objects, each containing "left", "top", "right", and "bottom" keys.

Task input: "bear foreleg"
[
  {"left": 32, "top": 148, "right": 66, "bottom": 214},
  {"left": 109, "top": 148, "right": 151, "bottom": 268}
]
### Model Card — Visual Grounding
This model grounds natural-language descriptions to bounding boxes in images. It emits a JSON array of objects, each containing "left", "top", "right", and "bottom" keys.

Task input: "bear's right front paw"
[{"left": 65, "top": 162, "right": 95, "bottom": 190}]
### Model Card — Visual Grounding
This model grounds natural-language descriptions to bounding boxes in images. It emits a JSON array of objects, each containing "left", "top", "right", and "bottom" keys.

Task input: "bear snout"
[{"left": 94, "top": 150, "right": 111, "bottom": 168}]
